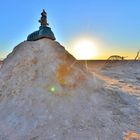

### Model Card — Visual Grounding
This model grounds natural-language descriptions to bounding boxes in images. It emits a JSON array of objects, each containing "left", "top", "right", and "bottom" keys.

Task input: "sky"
[{"left": 0, "top": 0, "right": 140, "bottom": 59}]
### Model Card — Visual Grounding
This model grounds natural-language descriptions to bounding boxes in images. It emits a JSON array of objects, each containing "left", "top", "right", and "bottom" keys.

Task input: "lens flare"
[{"left": 48, "top": 85, "right": 57, "bottom": 93}]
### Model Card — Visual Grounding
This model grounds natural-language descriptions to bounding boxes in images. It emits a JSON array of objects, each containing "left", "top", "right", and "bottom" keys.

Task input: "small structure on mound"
[{"left": 27, "top": 9, "right": 56, "bottom": 41}]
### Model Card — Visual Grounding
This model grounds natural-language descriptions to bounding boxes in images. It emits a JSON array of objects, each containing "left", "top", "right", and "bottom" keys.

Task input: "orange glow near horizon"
[
  {"left": 65, "top": 37, "right": 139, "bottom": 60},
  {"left": 0, "top": 39, "right": 139, "bottom": 60}
]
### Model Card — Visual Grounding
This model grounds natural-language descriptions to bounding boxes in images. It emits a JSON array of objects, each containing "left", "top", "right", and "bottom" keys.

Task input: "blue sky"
[{"left": 0, "top": 0, "right": 140, "bottom": 59}]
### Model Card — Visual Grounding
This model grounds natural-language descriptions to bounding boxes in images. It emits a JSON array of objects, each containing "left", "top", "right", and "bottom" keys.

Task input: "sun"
[{"left": 71, "top": 39, "right": 98, "bottom": 60}]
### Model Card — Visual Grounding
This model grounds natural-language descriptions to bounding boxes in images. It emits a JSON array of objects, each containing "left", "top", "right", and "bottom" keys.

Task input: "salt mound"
[
  {"left": 0, "top": 39, "right": 102, "bottom": 95},
  {"left": 0, "top": 39, "right": 139, "bottom": 140}
]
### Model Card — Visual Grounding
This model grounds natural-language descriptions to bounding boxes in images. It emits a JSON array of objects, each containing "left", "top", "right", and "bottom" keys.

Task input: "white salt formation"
[{"left": 0, "top": 39, "right": 139, "bottom": 140}]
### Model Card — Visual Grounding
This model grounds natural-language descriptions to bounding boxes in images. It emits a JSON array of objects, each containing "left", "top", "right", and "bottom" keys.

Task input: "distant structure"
[
  {"left": 104, "top": 55, "right": 128, "bottom": 67},
  {"left": 134, "top": 50, "right": 140, "bottom": 60},
  {"left": 27, "top": 9, "right": 56, "bottom": 41},
  {"left": 107, "top": 55, "right": 127, "bottom": 61}
]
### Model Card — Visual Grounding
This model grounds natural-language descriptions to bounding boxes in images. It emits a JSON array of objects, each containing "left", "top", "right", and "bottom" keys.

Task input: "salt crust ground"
[{"left": 0, "top": 39, "right": 139, "bottom": 140}]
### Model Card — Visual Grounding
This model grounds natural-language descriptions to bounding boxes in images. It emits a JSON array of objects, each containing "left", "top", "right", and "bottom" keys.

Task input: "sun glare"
[{"left": 71, "top": 39, "right": 97, "bottom": 60}]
